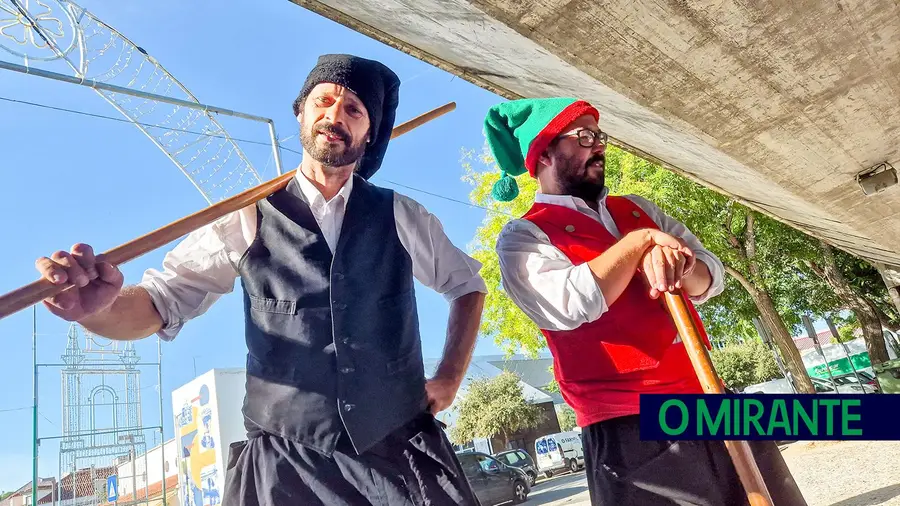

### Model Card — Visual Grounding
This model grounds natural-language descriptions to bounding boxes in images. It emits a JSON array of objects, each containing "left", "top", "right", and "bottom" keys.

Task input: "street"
[
  {"left": 512, "top": 440, "right": 900, "bottom": 506},
  {"left": 523, "top": 471, "right": 590, "bottom": 505}
]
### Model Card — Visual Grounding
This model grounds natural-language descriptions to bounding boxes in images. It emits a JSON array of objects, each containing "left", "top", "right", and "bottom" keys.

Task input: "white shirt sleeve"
[
  {"left": 495, "top": 219, "right": 607, "bottom": 331},
  {"left": 625, "top": 195, "right": 725, "bottom": 304},
  {"left": 138, "top": 206, "right": 256, "bottom": 341},
  {"left": 393, "top": 193, "right": 487, "bottom": 301}
]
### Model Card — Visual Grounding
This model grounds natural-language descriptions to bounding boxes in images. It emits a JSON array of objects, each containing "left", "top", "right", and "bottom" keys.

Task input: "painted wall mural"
[{"left": 175, "top": 382, "right": 222, "bottom": 506}]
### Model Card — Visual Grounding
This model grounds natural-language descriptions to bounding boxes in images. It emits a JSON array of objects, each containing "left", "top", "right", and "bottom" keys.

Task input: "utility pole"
[
  {"left": 825, "top": 317, "right": 866, "bottom": 392},
  {"left": 802, "top": 315, "right": 838, "bottom": 392},
  {"left": 753, "top": 317, "right": 795, "bottom": 392}
]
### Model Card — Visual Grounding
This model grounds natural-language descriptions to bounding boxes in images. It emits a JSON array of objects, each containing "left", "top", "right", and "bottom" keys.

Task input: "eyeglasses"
[{"left": 559, "top": 128, "right": 608, "bottom": 149}]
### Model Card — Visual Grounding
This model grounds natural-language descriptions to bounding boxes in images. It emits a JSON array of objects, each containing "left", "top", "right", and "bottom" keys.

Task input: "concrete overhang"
[{"left": 289, "top": 0, "right": 900, "bottom": 266}]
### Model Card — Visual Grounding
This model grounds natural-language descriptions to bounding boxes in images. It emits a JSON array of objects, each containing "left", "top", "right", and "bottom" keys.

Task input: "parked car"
[
  {"left": 534, "top": 431, "right": 585, "bottom": 479},
  {"left": 493, "top": 449, "right": 538, "bottom": 486},
  {"left": 456, "top": 451, "right": 530, "bottom": 505},
  {"left": 831, "top": 371, "right": 881, "bottom": 392},
  {"left": 743, "top": 375, "right": 878, "bottom": 394}
]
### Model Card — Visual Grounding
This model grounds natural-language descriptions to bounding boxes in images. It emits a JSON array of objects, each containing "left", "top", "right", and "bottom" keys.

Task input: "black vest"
[{"left": 238, "top": 175, "right": 428, "bottom": 456}]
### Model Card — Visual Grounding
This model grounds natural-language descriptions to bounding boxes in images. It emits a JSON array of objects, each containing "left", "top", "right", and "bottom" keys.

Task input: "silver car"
[{"left": 743, "top": 375, "right": 878, "bottom": 394}]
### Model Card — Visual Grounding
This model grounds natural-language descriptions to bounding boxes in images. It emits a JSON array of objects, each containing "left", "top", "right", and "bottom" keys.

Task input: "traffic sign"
[{"left": 107, "top": 475, "right": 118, "bottom": 502}]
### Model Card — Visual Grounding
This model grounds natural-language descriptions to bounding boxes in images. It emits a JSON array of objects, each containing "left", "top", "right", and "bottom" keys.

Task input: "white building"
[
  {"left": 108, "top": 439, "right": 178, "bottom": 504},
  {"left": 171, "top": 369, "right": 247, "bottom": 506}
]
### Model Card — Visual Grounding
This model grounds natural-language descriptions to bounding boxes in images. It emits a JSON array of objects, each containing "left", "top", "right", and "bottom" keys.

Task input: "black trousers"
[
  {"left": 583, "top": 415, "right": 808, "bottom": 506},
  {"left": 223, "top": 412, "right": 480, "bottom": 506}
]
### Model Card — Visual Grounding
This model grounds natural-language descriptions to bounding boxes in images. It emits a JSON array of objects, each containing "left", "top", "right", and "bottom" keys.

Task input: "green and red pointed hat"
[{"left": 484, "top": 97, "right": 599, "bottom": 201}]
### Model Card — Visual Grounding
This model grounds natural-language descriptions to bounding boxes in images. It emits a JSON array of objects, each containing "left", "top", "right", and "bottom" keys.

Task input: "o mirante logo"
[{"left": 640, "top": 394, "right": 900, "bottom": 441}]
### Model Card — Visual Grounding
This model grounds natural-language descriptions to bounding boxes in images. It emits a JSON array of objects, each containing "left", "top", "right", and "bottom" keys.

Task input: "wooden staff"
[
  {"left": 663, "top": 291, "right": 775, "bottom": 506},
  {"left": 0, "top": 102, "right": 457, "bottom": 320}
]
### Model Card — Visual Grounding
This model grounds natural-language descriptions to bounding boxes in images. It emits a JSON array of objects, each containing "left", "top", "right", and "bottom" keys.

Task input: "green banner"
[{"left": 807, "top": 354, "right": 871, "bottom": 379}]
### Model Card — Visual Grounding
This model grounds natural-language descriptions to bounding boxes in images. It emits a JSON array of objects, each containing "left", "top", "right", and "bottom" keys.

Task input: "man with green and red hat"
[{"left": 486, "top": 97, "right": 806, "bottom": 505}]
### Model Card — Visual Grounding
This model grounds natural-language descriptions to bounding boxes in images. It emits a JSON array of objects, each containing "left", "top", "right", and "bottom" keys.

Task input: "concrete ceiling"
[{"left": 289, "top": 0, "right": 900, "bottom": 266}]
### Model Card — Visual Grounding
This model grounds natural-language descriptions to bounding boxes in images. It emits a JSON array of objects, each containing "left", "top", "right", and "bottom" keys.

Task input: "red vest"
[{"left": 523, "top": 196, "right": 710, "bottom": 427}]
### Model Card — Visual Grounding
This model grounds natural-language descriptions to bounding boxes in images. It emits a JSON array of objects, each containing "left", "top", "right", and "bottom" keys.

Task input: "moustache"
[
  {"left": 315, "top": 122, "right": 351, "bottom": 143},
  {"left": 585, "top": 153, "right": 605, "bottom": 169}
]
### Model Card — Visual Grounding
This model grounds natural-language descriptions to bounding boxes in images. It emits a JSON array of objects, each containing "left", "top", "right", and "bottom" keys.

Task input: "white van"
[{"left": 534, "top": 431, "right": 585, "bottom": 478}]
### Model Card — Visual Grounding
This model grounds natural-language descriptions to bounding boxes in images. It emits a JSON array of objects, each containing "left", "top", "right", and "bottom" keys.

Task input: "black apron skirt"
[
  {"left": 223, "top": 412, "right": 480, "bottom": 506},
  {"left": 583, "top": 414, "right": 808, "bottom": 506}
]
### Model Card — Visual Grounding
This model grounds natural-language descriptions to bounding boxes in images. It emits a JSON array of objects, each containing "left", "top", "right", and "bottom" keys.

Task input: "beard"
[
  {"left": 554, "top": 151, "right": 606, "bottom": 203},
  {"left": 299, "top": 120, "right": 367, "bottom": 168}
]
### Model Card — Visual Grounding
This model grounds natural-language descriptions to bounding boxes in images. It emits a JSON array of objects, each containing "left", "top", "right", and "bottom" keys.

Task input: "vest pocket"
[
  {"left": 246, "top": 302, "right": 331, "bottom": 354},
  {"left": 376, "top": 289, "right": 414, "bottom": 308},
  {"left": 249, "top": 295, "right": 297, "bottom": 315},
  {"left": 386, "top": 352, "right": 419, "bottom": 374}
]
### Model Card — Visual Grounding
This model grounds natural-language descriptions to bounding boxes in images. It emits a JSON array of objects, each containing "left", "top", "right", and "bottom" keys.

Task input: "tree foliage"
[
  {"left": 555, "top": 404, "right": 577, "bottom": 432},
  {"left": 449, "top": 371, "right": 545, "bottom": 446},
  {"left": 710, "top": 339, "right": 782, "bottom": 390},
  {"left": 462, "top": 149, "right": 545, "bottom": 356}
]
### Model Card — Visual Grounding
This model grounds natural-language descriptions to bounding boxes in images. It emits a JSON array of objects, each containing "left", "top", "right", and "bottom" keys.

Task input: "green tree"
[
  {"left": 462, "top": 149, "right": 545, "bottom": 357},
  {"left": 555, "top": 404, "right": 577, "bottom": 432},
  {"left": 804, "top": 242, "right": 891, "bottom": 364},
  {"left": 449, "top": 371, "right": 545, "bottom": 447},
  {"left": 837, "top": 319, "right": 860, "bottom": 343},
  {"left": 709, "top": 339, "right": 782, "bottom": 390}
]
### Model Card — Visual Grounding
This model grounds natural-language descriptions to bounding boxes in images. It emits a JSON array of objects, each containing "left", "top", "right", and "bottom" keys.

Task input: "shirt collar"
[
  {"left": 533, "top": 186, "right": 610, "bottom": 213},
  {"left": 294, "top": 170, "right": 355, "bottom": 208}
]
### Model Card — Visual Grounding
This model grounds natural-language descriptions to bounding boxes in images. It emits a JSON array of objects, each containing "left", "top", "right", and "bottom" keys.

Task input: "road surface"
[{"left": 524, "top": 472, "right": 590, "bottom": 505}]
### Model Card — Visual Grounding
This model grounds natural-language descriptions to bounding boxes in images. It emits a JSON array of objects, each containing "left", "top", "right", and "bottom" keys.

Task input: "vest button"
[
  {"left": 340, "top": 367, "right": 355, "bottom": 374},
  {"left": 334, "top": 302, "right": 348, "bottom": 311},
  {"left": 333, "top": 272, "right": 345, "bottom": 281},
  {"left": 343, "top": 403, "right": 355, "bottom": 412},
  {"left": 565, "top": 225, "right": 575, "bottom": 232},
  {"left": 632, "top": 210, "right": 641, "bottom": 218}
]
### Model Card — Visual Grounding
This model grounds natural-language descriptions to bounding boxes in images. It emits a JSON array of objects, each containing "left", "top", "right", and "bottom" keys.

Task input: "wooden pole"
[
  {"left": 663, "top": 291, "right": 775, "bottom": 506},
  {"left": 0, "top": 102, "right": 457, "bottom": 320}
]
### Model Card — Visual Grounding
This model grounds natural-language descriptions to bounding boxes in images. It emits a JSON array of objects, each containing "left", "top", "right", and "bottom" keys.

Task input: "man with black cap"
[{"left": 33, "top": 54, "right": 487, "bottom": 505}]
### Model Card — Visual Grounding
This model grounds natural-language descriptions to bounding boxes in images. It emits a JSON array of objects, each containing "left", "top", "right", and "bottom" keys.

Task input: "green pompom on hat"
[{"left": 484, "top": 97, "right": 599, "bottom": 201}]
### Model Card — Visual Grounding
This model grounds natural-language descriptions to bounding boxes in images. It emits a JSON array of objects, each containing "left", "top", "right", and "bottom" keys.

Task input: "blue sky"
[
  {"left": 0, "top": 0, "right": 846, "bottom": 493},
  {"left": 0, "top": 0, "right": 508, "bottom": 490}
]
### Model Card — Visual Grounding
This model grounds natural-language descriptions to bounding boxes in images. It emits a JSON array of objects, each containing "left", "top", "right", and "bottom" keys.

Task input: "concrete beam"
[{"left": 288, "top": 0, "right": 900, "bottom": 266}]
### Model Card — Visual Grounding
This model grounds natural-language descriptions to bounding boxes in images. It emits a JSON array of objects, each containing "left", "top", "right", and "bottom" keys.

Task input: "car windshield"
[{"left": 812, "top": 379, "right": 835, "bottom": 392}]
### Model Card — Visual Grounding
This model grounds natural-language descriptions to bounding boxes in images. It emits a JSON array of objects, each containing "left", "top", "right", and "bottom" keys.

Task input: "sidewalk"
[{"left": 782, "top": 440, "right": 900, "bottom": 506}]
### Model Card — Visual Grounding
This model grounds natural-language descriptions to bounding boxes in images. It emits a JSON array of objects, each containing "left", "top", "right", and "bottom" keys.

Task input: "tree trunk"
[
  {"left": 859, "top": 299, "right": 892, "bottom": 364},
  {"left": 887, "top": 286, "right": 900, "bottom": 321},
  {"left": 876, "top": 264, "right": 900, "bottom": 316},
  {"left": 750, "top": 287, "right": 817, "bottom": 394},
  {"left": 875, "top": 305, "right": 900, "bottom": 332},
  {"left": 724, "top": 265, "right": 815, "bottom": 393},
  {"left": 812, "top": 242, "right": 891, "bottom": 365}
]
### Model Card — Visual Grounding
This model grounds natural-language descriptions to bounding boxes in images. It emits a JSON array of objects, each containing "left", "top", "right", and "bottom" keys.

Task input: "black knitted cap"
[{"left": 293, "top": 54, "right": 401, "bottom": 180}]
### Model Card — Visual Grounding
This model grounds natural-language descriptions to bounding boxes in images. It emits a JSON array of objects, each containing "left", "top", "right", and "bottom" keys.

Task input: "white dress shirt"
[
  {"left": 496, "top": 190, "right": 725, "bottom": 332},
  {"left": 139, "top": 172, "right": 487, "bottom": 340}
]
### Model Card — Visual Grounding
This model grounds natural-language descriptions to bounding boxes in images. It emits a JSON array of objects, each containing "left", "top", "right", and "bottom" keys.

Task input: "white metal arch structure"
[{"left": 0, "top": 0, "right": 272, "bottom": 203}]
